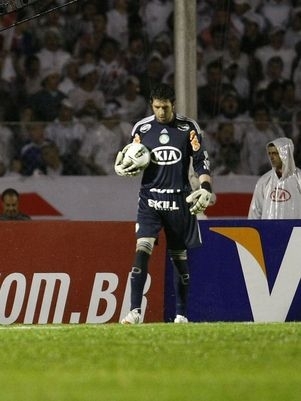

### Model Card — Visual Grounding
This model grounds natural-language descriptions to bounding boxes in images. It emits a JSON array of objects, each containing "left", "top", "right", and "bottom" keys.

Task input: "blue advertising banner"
[{"left": 164, "top": 220, "right": 301, "bottom": 322}]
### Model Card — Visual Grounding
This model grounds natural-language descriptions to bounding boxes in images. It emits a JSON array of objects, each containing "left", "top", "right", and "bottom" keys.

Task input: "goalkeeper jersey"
[{"left": 131, "top": 113, "right": 210, "bottom": 191}]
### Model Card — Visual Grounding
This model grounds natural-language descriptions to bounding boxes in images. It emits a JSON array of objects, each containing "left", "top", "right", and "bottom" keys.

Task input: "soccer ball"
[{"left": 123, "top": 143, "right": 151, "bottom": 169}]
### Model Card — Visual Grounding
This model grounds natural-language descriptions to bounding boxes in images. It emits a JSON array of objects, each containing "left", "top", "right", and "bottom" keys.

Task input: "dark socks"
[
  {"left": 130, "top": 250, "right": 150, "bottom": 312},
  {"left": 172, "top": 259, "right": 190, "bottom": 316}
]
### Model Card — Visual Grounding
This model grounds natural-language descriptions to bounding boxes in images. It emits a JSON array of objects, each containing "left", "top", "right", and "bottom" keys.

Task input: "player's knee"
[
  {"left": 168, "top": 249, "right": 187, "bottom": 261},
  {"left": 136, "top": 237, "right": 155, "bottom": 255}
]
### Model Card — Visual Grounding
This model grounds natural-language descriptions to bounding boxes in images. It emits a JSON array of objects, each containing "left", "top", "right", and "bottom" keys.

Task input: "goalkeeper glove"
[
  {"left": 114, "top": 144, "right": 142, "bottom": 177},
  {"left": 186, "top": 182, "right": 212, "bottom": 215}
]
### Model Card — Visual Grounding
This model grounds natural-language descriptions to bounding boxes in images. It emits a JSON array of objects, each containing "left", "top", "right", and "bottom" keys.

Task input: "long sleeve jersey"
[{"left": 131, "top": 113, "right": 211, "bottom": 191}]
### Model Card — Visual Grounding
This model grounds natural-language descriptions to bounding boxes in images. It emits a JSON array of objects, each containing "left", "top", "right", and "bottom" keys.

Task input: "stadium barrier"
[
  {"left": 165, "top": 219, "right": 301, "bottom": 322},
  {"left": 0, "top": 219, "right": 300, "bottom": 324},
  {"left": 0, "top": 175, "right": 257, "bottom": 220},
  {"left": 0, "top": 221, "right": 166, "bottom": 324}
]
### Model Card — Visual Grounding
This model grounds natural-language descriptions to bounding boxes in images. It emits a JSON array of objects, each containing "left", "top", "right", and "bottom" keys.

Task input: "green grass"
[{"left": 0, "top": 323, "right": 300, "bottom": 401}]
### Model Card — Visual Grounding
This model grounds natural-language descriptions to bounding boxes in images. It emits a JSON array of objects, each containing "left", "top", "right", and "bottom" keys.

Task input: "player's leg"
[
  {"left": 130, "top": 237, "right": 156, "bottom": 312},
  {"left": 121, "top": 190, "right": 161, "bottom": 324},
  {"left": 121, "top": 237, "right": 156, "bottom": 324},
  {"left": 168, "top": 249, "right": 189, "bottom": 323},
  {"left": 164, "top": 192, "right": 202, "bottom": 323}
]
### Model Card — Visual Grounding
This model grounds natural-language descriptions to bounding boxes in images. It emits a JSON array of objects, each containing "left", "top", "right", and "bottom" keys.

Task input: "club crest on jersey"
[
  {"left": 151, "top": 146, "right": 182, "bottom": 165},
  {"left": 177, "top": 123, "right": 190, "bottom": 131},
  {"left": 140, "top": 123, "right": 151, "bottom": 133},
  {"left": 159, "top": 134, "right": 170, "bottom": 144}
]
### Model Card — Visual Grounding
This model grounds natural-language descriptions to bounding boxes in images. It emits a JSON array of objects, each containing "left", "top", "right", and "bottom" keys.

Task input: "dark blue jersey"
[{"left": 131, "top": 113, "right": 211, "bottom": 191}]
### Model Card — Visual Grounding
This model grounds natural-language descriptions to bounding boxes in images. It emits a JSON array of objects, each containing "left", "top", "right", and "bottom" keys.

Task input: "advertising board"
[
  {"left": 0, "top": 222, "right": 166, "bottom": 324},
  {"left": 165, "top": 220, "right": 301, "bottom": 322}
]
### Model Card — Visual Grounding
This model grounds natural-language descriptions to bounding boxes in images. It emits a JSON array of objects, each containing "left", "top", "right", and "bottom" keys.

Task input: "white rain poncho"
[{"left": 248, "top": 137, "right": 301, "bottom": 219}]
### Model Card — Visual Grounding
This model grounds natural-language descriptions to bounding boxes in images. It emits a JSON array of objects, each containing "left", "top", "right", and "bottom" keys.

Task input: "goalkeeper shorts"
[{"left": 135, "top": 189, "right": 202, "bottom": 249}]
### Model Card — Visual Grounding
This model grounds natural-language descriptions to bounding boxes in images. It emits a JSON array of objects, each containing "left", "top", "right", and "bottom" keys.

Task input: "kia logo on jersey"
[
  {"left": 270, "top": 188, "right": 291, "bottom": 202},
  {"left": 151, "top": 146, "right": 182, "bottom": 165}
]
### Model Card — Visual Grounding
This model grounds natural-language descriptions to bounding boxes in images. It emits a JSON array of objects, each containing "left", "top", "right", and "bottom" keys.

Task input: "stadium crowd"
[{"left": 0, "top": 0, "right": 301, "bottom": 177}]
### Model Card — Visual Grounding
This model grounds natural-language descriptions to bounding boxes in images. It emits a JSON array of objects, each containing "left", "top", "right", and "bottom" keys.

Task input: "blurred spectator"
[
  {"left": 223, "top": 61, "right": 250, "bottom": 102},
  {"left": 73, "top": 13, "right": 111, "bottom": 58},
  {"left": 76, "top": 0, "right": 99, "bottom": 36},
  {"left": 203, "top": 25, "right": 227, "bottom": 67},
  {"left": 278, "top": 80, "right": 301, "bottom": 138},
  {"left": 240, "top": 10, "right": 266, "bottom": 54},
  {"left": 97, "top": 37, "right": 128, "bottom": 101},
  {"left": 231, "top": 0, "right": 253, "bottom": 36},
  {"left": 35, "top": 27, "right": 71, "bottom": 73},
  {"left": 151, "top": 32, "right": 174, "bottom": 79},
  {"left": 291, "top": 42, "right": 301, "bottom": 102},
  {"left": 58, "top": 58, "right": 80, "bottom": 96},
  {"left": 0, "top": 80, "right": 18, "bottom": 123},
  {"left": 79, "top": 117, "right": 131, "bottom": 175},
  {"left": 139, "top": 0, "right": 173, "bottom": 43},
  {"left": 0, "top": 44, "right": 17, "bottom": 88},
  {"left": 198, "top": 59, "right": 234, "bottom": 119},
  {"left": 196, "top": 45, "right": 207, "bottom": 87},
  {"left": 41, "top": 141, "right": 85, "bottom": 176},
  {"left": 265, "top": 80, "right": 284, "bottom": 123},
  {"left": 259, "top": 0, "right": 292, "bottom": 29},
  {"left": 284, "top": 7, "right": 301, "bottom": 49},
  {"left": 254, "top": 26, "right": 296, "bottom": 80},
  {"left": 106, "top": 0, "right": 129, "bottom": 50},
  {"left": 199, "top": 2, "right": 232, "bottom": 48},
  {"left": 206, "top": 90, "right": 250, "bottom": 145},
  {"left": 28, "top": 67, "right": 65, "bottom": 122},
  {"left": 62, "top": 0, "right": 85, "bottom": 52},
  {"left": 124, "top": 34, "right": 149, "bottom": 78},
  {"left": 240, "top": 103, "right": 284, "bottom": 175},
  {"left": 78, "top": 48, "right": 98, "bottom": 65},
  {"left": 45, "top": 99, "right": 86, "bottom": 158},
  {"left": 6, "top": 19, "right": 39, "bottom": 59},
  {"left": 19, "top": 122, "right": 50, "bottom": 176},
  {"left": 292, "top": 109, "right": 301, "bottom": 161},
  {"left": 0, "top": 120, "right": 14, "bottom": 174},
  {"left": 256, "top": 56, "right": 285, "bottom": 91},
  {"left": 116, "top": 75, "right": 148, "bottom": 123},
  {"left": 20, "top": 54, "right": 42, "bottom": 97},
  {"left": 139, "top": 51, "right": 166, "bottom": 100},
  {"left": 13, "top": 105, "right": 35, "bottom": 154},
  {"left": 206, "top": 121, "right": 242, "bottom": 176},
  {"left": 34, "top": 8, "right": 66, "bottom": 46},
  {"left": 223, "top": 28, "right": 250, "bottom": 78},
  {"left": 68, "top": 63, "right": 105, "bottom": 119}
]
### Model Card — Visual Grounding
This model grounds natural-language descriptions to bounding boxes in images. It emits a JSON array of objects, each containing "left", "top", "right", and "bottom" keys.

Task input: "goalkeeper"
[{"left": 115, "top": 83, "right": 213, "bottom": 324}]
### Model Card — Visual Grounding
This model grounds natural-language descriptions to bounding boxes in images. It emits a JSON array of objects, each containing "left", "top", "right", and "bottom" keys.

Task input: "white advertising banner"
[{"left": 0, "top": 175, "right": 258, "bottom": 220}]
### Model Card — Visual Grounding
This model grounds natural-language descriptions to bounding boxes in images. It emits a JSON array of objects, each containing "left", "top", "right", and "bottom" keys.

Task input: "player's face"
[
  {"left": 268, "top": 146, "right": 282, "bottom": 170},
  {"left": 151, "top": 99, "right": 174, "bottom": 124},
  {"left": 2, "top": 195, "right": 19, "bottom": 217}
]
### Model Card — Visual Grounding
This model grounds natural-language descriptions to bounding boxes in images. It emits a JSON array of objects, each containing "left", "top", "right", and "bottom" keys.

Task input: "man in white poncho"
[{"left": 248, "top": 137, "right": 301, "bottom": 219}]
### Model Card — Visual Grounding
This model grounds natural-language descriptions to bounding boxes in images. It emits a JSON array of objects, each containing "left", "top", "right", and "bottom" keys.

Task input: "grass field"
[{"left": 0, "top": 322, "right": 300, "bottom": 401}]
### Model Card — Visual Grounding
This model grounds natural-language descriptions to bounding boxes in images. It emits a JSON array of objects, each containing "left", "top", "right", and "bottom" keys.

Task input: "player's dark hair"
[
  {"left": 150, "top": 83, "right": 175, "bottom": 104},
  {"left": 1, "top": 188, "right": 19, "bottom": 200}
]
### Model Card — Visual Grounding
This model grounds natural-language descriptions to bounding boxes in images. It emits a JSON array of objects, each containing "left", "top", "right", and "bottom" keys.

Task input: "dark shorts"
[{"left": 136, "top": 189, "right": 202, "bottom": 250}]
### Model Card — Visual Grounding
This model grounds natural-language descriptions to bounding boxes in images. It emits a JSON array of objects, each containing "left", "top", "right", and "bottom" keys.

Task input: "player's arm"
[
  {"left": 186, "top": 174, "right": 215, "bottom": 215},
  {"left": 186, "top": 129, "right": 215, "bottom": 214},
  {"left": 114, "top": 134, "right": 142, "bottom": 176}
]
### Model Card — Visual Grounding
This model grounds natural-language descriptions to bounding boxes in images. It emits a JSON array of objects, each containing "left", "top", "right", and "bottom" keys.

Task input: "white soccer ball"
[{"left": 123, "top": 143, "right": 151, "bottom": 169}]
